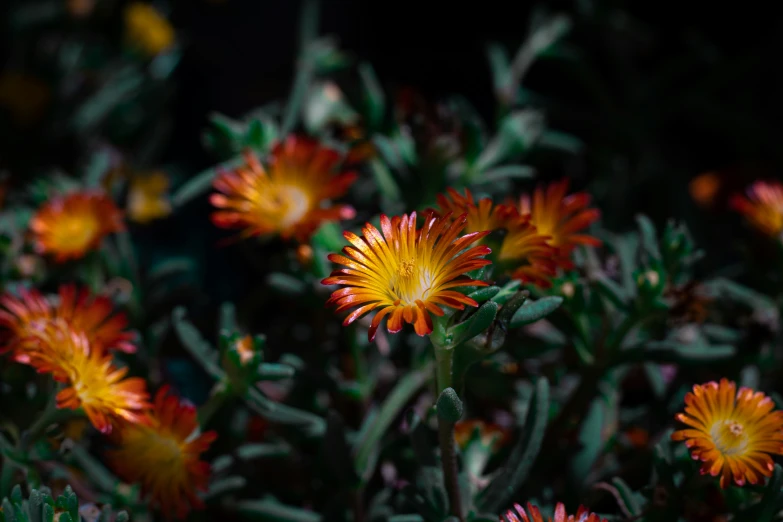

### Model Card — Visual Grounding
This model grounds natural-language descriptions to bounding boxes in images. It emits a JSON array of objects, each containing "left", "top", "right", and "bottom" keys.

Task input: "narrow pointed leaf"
[{"left": 510, "top": 296, "right": 563, "bottom": 328}]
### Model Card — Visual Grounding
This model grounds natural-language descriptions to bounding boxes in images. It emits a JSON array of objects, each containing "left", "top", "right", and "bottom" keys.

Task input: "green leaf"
[
  {"left": 487, "top": 42, "right": 511, "bottom": 95},
  {"left": 446, "top": 301, "right": 499, "bottom": 347},
  {"left": 756, "top": 464, "right": 783, "bottom": 522},
  {"left": 510, "top": 296, "right": 563, "bottom": 328},
  {"left": 570, "top": 396, "right": 606, "bottom": 483},
  {"left": 368, "top": 158, "right": 402, "bottom": 205},
  {"left": 236, "top": 497, "right": 323, "bottom": 522},
  {"left": 236, "top": 443, "right": 290, "bottom": 461},
  {"left": 492, "top": 280, "right": 522, "bottom": 305},
  {"left": 42, "top": 503, "right": 54, "bottom": 522},
  {"left": 593, "top": 274, "right": 628, "bottom": 308},
  {"left": 312, "top": 222, "right": 346, "bottom": 253},
  {"left": 358, "top": 63, "right": 385, "bottom": 130},
  {"left": 68, "top": 445, "right": 119, "bottom": 493},
  {"left": 257, "top": 363, "right": 296, "bottom": 381},
  {"left": 635, "top": 214, "right": 661, "bottom": 260},
  {"left": 478, "top": 377, "right": 550, "bottom": 512},
  {"left": 219, "top": 302, "right": 237, "bottom": 333},
  {"left": 62, "top": 487, "right": 78, "bottom": 522},
  {"left": 467, "top": 286, "right": 501, "bottom": 303},
  {"left": 497, "top": 291, "right": 529, "bottom": 325},
  {"left": 266, "top": 273, "right": 307, "bottom": 295},
  {"left": 703, "top": 278, "right": 777, "bottom": 311},
  {"left": 82, "top": 150, "right": 112, "bottom": 188},
  {"left": 610, "top": 477, "right": 643, "bottom": 517},
  {"left": 71, "top": 68, "right": 143, "bottom": 133},
  {"left": 204, "top": 476, "right": 246, "bottom": 499},
  {"left": 474, "top": 165, "right": 536, "bottom": 185},
  {"left": 172, "top": 307, "right": 223, "bottom": 379},
  {"left": 537, "top": 130, "right": 583, "bottom": 154}
]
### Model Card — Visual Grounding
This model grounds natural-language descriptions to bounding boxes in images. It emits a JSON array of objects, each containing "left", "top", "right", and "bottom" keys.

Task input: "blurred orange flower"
[
  {"left": 690, "top": 172, "right": 722, "bottom": 208},
  {"left": 211, "top": 137, "right": 357, "bottom": 242},
  {"left": 127, "top": 172, "right": 172, "bottom": 224},
  {"left": 435, "top": 188, "right": 556, "bottom": 287},
  {"left": 453, "top": 419, "right": 509, "bottom": 451},
  {"left": 20, "top": 323, "right": 150, "bottom": 434},
  {"left": 503, "top": 502, "right": 608, "bottom": 522},
  {"left": 322, "top": 212, "right": 491, "bottom": 341},
  {"left": 0, "top": 285, "right": 135, "bottom": 363},
  {"left": 108, "top": 386, "right": 217, "bottom": 519},
  {"left": 512, "top": 179, "right": 601, "bottom": 269},
  {"left": 730, "top": 180, "right": 783, "bottom": 238},
  {"left": 31, "top": 191, "right": 124, "bottom": 262},
  {"left": 672, "top": 378, "right": 783, "bottom": 488},
  {"left": 124, "top": 2, "right": 175, "bottom": 57}
]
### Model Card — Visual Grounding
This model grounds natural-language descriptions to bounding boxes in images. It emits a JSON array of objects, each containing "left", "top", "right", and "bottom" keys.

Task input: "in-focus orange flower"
[
  {"left": 690, "top": 172, "right": 722, "bottom": 208},
  {"left": 211, "top": 137, "right": 357, "bottom": 242},
  {"left": 454, "top": 419, "right": 508, "bottom": 451},
  {"left": 20, "top": 323, "right": 150, "bottom": 434},
  {"left": 503, "top": 502, "right": 608, "bottom": 522},
  {"left": 0, "top": 285, "right": 135, "bottom": 363},
  {"left": 435, "top": 188, "right": 556, "bottom": 287},
  {"left": 31, "top": 191, "right": 124, "bottom": 262},
  {"left": 513, "top": 179, "right": 601, "bottom": 269},
  {"left": 730, "top": 180, "right": 783, "bottom": 238},
  {"left": 671, "top": 378, "right": 783, "bottom": 488},
  {"left": 108, "top": 386, "right": 217, "bottom": 519},
  {"left": 322, "top": 212, "right": 491, "bottom": 341}
]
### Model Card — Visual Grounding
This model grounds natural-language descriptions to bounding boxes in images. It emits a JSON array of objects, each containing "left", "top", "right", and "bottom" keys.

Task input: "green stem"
[
  {"left": 281, "top": 0, "right": 319, "bottom": 135},
  {"left": 438, "top": 419, "right": 464, "bottom": 521},
  {"left": 198, "top": 383, "right": 231, "bottom": 427},
  {"left": 236, "top": 498, "right": 321, "bottom": 522},
  {"left": 353, "top": 363, "right": 432, "bottom": 475},
  {"left": 21, "top": 399, "right": 77, "bottom": 452},
  {"left": 434, "top": 346, "right": 454, "bottom": 395}
]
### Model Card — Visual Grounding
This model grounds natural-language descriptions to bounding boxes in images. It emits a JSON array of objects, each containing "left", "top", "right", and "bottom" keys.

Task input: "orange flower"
[
  {"left": 211, "top": 137, "right": 357, "bottom": 242},
  {"left": 108, "top": 386, "right": 217, "bottom": 519},
  {"left": 322, "top": 212, "right": 491, "bottom": 341},
  {"left": 0, "top": 285, "right": 135, "bottom": 363},
  {"left": 730, "top": 180, "right": 783, "bottom": 237},
  {"left": 435, "top": 188, "right": 556, "bottom": 287},
  {"left": 454, "top": 420, "right": 508, "bottom": 451},
  {"left": 513, "top": 179, "right": 601, "bottom": 269},
  {"left": 31, "top": 191, "right": 124, "bottom": 262},
  {"left": 690, "top": 172, "right": 722, "bottom": 208},
  {"left": 127, "top": 172, "right": 172, "bottom": 224},
  {"left": 503, "top": 502, "right": 608, "bottom": 522},
  {"left": 671, "top": 378, "right": 783, "bottom": 488},
  {"left": 234, "top": 335, "right": 255, "bottom": 365},
  {"left": 20, "top": 323, "right": 150, "bottom": 434}
]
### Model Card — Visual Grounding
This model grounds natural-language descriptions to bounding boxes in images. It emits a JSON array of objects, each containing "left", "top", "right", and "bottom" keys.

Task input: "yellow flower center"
[
  {"left": 261, "top": 185, "right": 311, "bottom": 230},
  {"left": 711, "top": 419, "right": 748, "bottom": 456},
  {"left": 51, "top": 213, "right": 100, "bottom": 252},
  {"left": 392, "top": 259, "right": 434, "bottom": 304}
]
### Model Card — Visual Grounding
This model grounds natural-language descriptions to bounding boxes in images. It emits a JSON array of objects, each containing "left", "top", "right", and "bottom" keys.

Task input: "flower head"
[
  {"left": 20, "top": 323, "right": 150, "bottom": 434},
  {"left": 108, "top": 386, "right": 217, "bottom": 519},
  {"left": 0, "top": 285, "right": 135, "bottom": 363},
  {"left": 127, "top": 172, "right": 172, "bottom": 224},
  {"left": 730, "top": 180, "right": 783, "bottom": 238},
  {"left": 211, "top": 137, "right": 357, "bottom": 242},
  {"left": 502, "top": 502, "right": 608, "bottom": 522},
  {"left": 322, "top": 212, "right": 491, "bottom": 341},
  {"left": 124, "top": 2, "right": 175, "bottom": 57},
  {"left": 513, "top": 179, "right": 601, "bottom": 269},
  {"left": 31, "top": 191, "right": 124, "bottom": 262},
  {"left": 435, "top": 188, "right": 556, "bottom": 287},
  {"left": 690, "top": 172, "right": 722, "bottom": 208},
  {"left": 454, "top": 420, "right": 509, "bottom": 452},
  {"left": 671, "top": 378, "right": 783, "bottom": 488}
]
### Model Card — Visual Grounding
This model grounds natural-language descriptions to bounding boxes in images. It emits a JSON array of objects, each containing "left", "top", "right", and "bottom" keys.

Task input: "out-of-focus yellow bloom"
[
  {"left": 108, "top": 386, "right": 217, "bottom": 519},
  {"left": 0, "top": 72, "right": 50, "bottom": 126},
  {"left": 30, "top": 191, "right": 124, "bottom": 262},
  {"left": 322, "top": 212, "right": 491, "bottom": 341},
  {"left": 127, "top": 172, "right": 172, "bottom": 224},
  {"left": 730, "top": 180, "right": 783, "bottom": 238},
  {"left": 124, "top": 2, "right": 175, "bottom": 57},
  {"left": 672, "top": 378, "right": 783, "bottom": 488}
]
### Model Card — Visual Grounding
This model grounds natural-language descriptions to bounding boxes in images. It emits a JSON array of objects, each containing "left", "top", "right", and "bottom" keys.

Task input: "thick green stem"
[
  {"left": 434, "top": 346, "right": 454, "bottom": 395},
  {"left": 198, "top": 383, "right": 230, "bottom": 427},
  {"left": 438, "top": 419, "right": 464, "bottom": 521}
]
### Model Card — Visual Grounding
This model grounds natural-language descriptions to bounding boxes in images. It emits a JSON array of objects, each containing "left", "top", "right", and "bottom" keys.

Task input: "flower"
[
  {"left": 513, "top": 179, "right": 601, "bottom": 269},
  {"left": 124, "top": 2, "right": 175, "bottom": 57},
  {"left": 730, "top": 180, "right": 783, "bottom": 238},
  {"left": 454, "top": 420, "right": 508, "bottom": 451},
  {"left": 127, "top": 172, "right": 172, "bottom": 224},
  {"left": 0, "top": 285, "right": 135, "bottom": 363},
  {"left": 690, "top": 172, "right": 722, "bottom": 208},
  {"left": 108, "top": 386, "right": 217, "bottom": 519},
  {"left": 234, "top": 335, "right": 255, "bottom": 365},
  {"left": 20, "top": 323, "right": 150, "bottom": 434},
  {"left": 435, "top": 188, "right": 556, "bottom": 286},
  {"left": 502, "top": 502, "right": 608, "bottom": 522},
  {"left": 671, "top": 378, "right": 783, "bottom": 488},
  {"left": 31, "top": 191, "right": 124, "bottom": 262},
  {"left": 211, "top": 137, "right": 357, "bottom": 242},
  {"left": 322, "top": 212, "right": 491, "bottom": 341}
]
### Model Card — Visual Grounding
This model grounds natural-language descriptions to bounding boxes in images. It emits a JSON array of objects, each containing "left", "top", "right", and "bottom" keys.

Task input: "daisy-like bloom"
[
  {"left": 435, "top": 188, "right": 556, "bottom": 287},
  {"left": 127, "top": 172, "right": 172, "bottom": 224},
  {"left": 31, "top": 191, "right": 124, "bottom": 262},
  {"left": 513, "top": 179, "right": 601, "bottom": 269},
  {"left": 671, "top": 378, "right": 783, "bottom": 488},
  {"left": 454, "top": 420, "right": 508, "bottom": 452},
  {"left": 322, "top": 212, "right": 491, "bottom": 341},
  {"left": 124, "top": 2, "right": 175, "bottom": 57},
  {"left": 0, "top": 285, "right": 135, "bottom": 363},
  {"left": 211, "top": 137, "right": 357, "bottom": 243},
  {"left": 730, "top": 180, "right": 783, "bottom": 238},
  {"left": 20, "top": 323, "right": 150, "bottom": 434},
  {"left": 107, "top": 386, "right": 217, "bottom": 519},
  {"left": 503, "top": 502, "right": 608, "bottom": 522}
]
